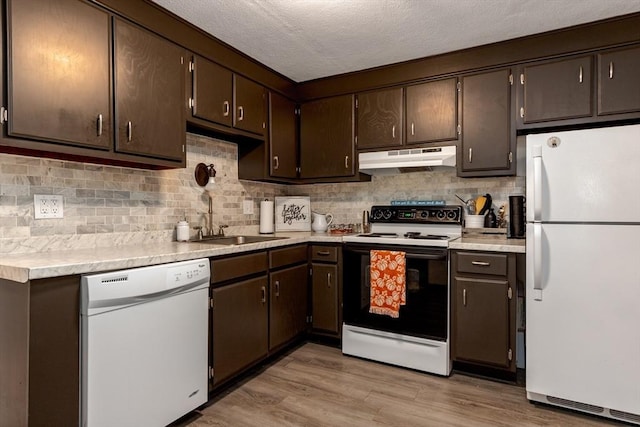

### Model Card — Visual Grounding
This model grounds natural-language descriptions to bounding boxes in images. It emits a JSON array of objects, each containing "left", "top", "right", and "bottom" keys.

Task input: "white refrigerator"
[{"left": 526, "top": 124, "right": 640, "bottom": 424}]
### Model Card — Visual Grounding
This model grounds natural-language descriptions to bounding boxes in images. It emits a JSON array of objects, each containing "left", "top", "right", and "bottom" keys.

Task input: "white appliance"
[
  {"left": 81, "top": 258, "right": 210, "bottom": 427},
  {"left": 358, "top": 145, "right": 456, "bottom": 175},
  {"left": 342, "top": 205, "right": 462, "bottom": 376},
  {"left": 525, "top": 124, "right": 640, "bottom": 424}
]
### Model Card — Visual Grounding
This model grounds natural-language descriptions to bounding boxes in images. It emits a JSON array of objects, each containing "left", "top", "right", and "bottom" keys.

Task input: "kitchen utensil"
[
  {"left": 479, "top": 193, "right": 492, "bottom": 215},
  {"left": 474, "top": 196, "right": 486, "bottom": 214}
]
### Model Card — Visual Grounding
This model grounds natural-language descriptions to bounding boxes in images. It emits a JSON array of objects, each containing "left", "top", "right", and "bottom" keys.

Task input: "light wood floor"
[{"left": 181, "top": 342, "right": 622, "bottom": 426}]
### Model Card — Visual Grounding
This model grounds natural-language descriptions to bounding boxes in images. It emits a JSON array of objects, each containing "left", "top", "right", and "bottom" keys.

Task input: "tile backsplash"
[{"left": 0, "top": 133, "right": 524, "bottom": 254}]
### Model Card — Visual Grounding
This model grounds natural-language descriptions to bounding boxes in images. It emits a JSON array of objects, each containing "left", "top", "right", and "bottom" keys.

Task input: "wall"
[
  {"left": 291, "top": 171, "right": 525, "bottom": 228},
  {"left": 0, "top": 133, "right": 524, "bottom": 254},
  {"left": 0, "top": 134, "right": 286, "bottom": 254}
]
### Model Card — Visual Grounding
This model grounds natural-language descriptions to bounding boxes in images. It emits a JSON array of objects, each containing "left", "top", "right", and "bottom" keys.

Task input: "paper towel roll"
[{"left": 259, "top": 200, "right": 274, "bottom": 234}]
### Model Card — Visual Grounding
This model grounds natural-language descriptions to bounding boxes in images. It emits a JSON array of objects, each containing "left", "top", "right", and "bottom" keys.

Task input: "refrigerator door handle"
[
  {"left": 532, "top": 145, "right": 542, "bottom": 222},
  {"left": 533, "top": 223, "right": 543, "bottom": 301}
]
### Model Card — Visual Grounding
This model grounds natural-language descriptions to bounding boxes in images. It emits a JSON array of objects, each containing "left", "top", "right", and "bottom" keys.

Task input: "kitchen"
[{"left": 1, "top": 0, "right": 639, "bottom": 426}]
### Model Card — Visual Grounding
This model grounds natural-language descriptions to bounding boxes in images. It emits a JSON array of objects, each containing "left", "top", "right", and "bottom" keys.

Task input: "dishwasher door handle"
[{"left": 87, "top": 279, "right": 208, "bottom": 310}]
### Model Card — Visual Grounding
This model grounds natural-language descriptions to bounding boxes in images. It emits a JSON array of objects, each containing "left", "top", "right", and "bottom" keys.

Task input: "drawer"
[
  {"left": 311, "top": 245, "right": 338, "bottom": 263},
  {"left": 269, "top": 244, "right": 308, "bottom": 269},
  {"left": 456, "top": 252, "right": 507, "bottom": 276},
  {"left": 211, "top": 251, "right": 268, "bottom": 283}
]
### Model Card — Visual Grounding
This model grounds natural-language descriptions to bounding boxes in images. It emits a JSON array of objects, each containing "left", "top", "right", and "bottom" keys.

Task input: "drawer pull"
[
  {"left": 327, "top": 272, "right": 332, "bottom": 288},
  {"left": 463, "top": 288, "right": 467, "bottom": 306},
  {"left": 471, "top": 261, "right": 490, "bottom": 266},
  {"left": 223, "top": 101, "right": 230, "bottom": 117},
  {"left": 316, "top": 250, "right": 331, "bottom": 256},
  {"left": 97, "top": 114, "right": 103, "bottom": 137},
  {"left": 261, "top": 286, "right": 266, "bottom": 303},
  {"left": 275, "top": 280, "right": 280, "bottom": 297}
]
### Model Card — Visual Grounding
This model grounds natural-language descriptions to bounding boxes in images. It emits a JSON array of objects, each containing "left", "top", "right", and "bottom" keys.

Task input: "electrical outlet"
[
  {"left": 34, "top": 195, "right": 64, "bottom": 219},
  {"left": 243, "top": 199, "right": 254, "bottom": 215}
]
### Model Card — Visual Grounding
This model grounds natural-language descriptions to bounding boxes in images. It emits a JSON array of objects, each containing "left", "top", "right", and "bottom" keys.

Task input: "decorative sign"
[{"left": 275, "top": 197, "right": 311, "bottom": 231}]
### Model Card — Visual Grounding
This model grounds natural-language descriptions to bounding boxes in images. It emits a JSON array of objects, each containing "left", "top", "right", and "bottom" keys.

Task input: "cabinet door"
[
  {"left": 114, "top": 19, "right": 185, "bottom": 161},
  {"left": 234, "top": 74, "right": 265, "bottom": 135},
  {"left": 598, "top": 46, "right": 640, "bottom": 116},
  {"left": 356, "top": 88, "right": 403, "bottom": 149},
  {"left": 311, "top": 263, "right": 339, "bottom": 334},
  {"left": 459, "top": 69, "right": 514, "bottom": 175},
  {"left": 405, "top": 78, "right": 458, "bottom": 144},
  {"left": 452, "top": 276, "right": 511, "bottom": 368},
  {"left": 211, "top": 276, "right": 268, "bottom": 386},
  {"left": 521, "top": 56, "right": 593, "bottom": 123},
  {"left": 300, "top": 95, "right": 355, "bottom": 179},
  {"left": 191, "top": 55, "right": 233, "bottom": 127},
  {"left": 269, "top": 264, "right": 308, "bottom": 350},
  {"left": 269, "top": 92, "right": 298, "bottom": 178},
  {"left": 7, "top": 0, "right": 112, "bottom": 149}
]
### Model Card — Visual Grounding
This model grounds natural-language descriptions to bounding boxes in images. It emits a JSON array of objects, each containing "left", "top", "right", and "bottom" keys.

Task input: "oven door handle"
[{"left": 345, "top": 247, "right": 446, "bottom": 261}]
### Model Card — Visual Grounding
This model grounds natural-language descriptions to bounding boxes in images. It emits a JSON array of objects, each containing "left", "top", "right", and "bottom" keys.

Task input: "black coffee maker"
[{"left": 509, "top": 196, "right": 525, "bottom": 238}]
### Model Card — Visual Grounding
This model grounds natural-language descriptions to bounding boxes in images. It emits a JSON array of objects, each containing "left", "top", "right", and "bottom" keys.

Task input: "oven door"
[{"left": 343, "top": 243, "right": 449, "bottom": 341}]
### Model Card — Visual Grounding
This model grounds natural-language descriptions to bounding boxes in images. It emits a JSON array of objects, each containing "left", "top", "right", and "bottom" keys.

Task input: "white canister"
[{"left": 176, "top": 220, "right": 190, "bottom": 241}]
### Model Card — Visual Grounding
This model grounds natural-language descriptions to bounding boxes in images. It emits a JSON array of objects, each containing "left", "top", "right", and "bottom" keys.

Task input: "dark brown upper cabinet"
[
  {"left": 191, "top": 55, "right": 233, "bottom": 127},
  {"left": 597, "top": 45, "right": 640, "bottom": 116},
  {"left": 458, "top": 69, "right": 515, "bottom": 177},
  {"left": 405, "top": 78, "right": 459, "bottom": 145},
  {"left": 269, "top": 92, "right": 298, "bottom": 178},
  {"left": 234, "top": 74, "right": 266, "bottom": 135},
  {"left": 299, "top": 95, "right": 355, "bottom": 179},
  {"left": 356, "top": 87, "right": 403, "bottom": 150},
  {"left": 518, "top": 56, "right": 593, "bottom": 125},
  {"left": 114, "top": 18, "right": 186, "bottom": 161},
  {"left": 7, "top": 0, "right": 112, "bottom": 150},
  {"left": 5, "top": 0, "right": 186, "bottom": 166},
  {"left": 189, "top": 55, "right": 265, "bottom": 137}
]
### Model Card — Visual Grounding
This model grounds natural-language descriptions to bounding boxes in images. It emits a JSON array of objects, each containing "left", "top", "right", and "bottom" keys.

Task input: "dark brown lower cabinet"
[
  {"left": 211, "top": 276, "right": 269, "bottom": 387},
  {"left": 451, "top": 251, "right": 516, "bottom": 373},
  {"left": 310, "top": 245, "right": 342, "bottom": 337},
  {"left": 0, "top": 277, "right": 80, "bottom": 427},
  {"left": 269, "top": 264, "right": 308, "bottom": 350}
]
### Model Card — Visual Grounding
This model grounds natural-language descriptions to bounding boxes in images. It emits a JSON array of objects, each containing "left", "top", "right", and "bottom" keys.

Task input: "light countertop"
[{"left": 0, "top": 232, "right": 524, "bottom": 283}]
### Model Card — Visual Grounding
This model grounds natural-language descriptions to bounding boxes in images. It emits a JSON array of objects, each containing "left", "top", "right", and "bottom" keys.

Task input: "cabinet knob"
[
  {"left": 96, "top": 114, "right": 103, "bottom": 137},
  {"left": 261, "top": 286, "right": 266, "bottom": 303},
  {"left": 344, "top": 155, "right": 349, "bottom": 169},
  {"left": 468, "top": 147, "right": 473, "bottom": 163},
  {"left": 609, "top": 61, "right": 614, "bottom": 79},
  {"left": 578, "top": 66, "right": 583, "bottom": 84},
  {"left": 275, "top": 280, "right": 280, "bottom": 297},
  {"left": 463, "top": 288, "right": 467, "bottom": 306},
  {"left": 238, "top": 106, "right": 244, "bottom": 121},
  {"left": 273, "top": 156, "right": 279, "bottom": 170},
  {"left": 126, "top": 121, "right": 132, "bottom": 142},
  {"left": 392, "top": 125, "right": 396, "bottom": 139},
  {"left": 327, "top": 272, "right": 332, "bottom": 288},
  {"left": 223, "top": 101, "right": 230, "bottom": 117}
]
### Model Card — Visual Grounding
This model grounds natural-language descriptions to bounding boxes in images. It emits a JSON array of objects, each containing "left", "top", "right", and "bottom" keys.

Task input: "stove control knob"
[
  {"left": 382, "top": 209, "right": 393, "bottom": 220},
  {"left": 372, "top": 210, "right": 383, "bottom": 220},
  {"left": 420, "top": 211, "right": 428, "bottom": 218},
  {"left": 436, "top": 211, "right": 446, "bottom": 219},
  {"left": 447, "top": 210, "right": 457, "bottom": 219}
]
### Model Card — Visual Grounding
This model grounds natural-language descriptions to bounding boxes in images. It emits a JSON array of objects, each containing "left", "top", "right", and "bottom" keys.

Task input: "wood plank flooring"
[{"left": 180, "top": 342, "right": 623, "bottom": 426}]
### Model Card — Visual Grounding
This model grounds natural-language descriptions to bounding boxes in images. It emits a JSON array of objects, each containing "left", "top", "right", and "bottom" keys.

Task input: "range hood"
[{"left": 358, "top": 146, "right": 456, "bottom": 175}]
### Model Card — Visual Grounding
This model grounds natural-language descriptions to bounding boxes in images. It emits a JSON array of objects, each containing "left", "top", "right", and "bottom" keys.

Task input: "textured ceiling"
[{"left": 150, "top": 0, "right": 640, "bottom": 82}]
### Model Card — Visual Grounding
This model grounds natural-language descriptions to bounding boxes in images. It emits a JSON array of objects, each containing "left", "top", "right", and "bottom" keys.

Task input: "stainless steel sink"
[{"left": 191, "top": 235, "right": 287, "bottom": 245}]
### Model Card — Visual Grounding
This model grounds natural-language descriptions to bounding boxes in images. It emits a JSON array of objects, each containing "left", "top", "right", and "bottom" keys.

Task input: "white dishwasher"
[{"left": 81, "top": 258, "right": 210, "bottom": 427}]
